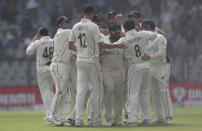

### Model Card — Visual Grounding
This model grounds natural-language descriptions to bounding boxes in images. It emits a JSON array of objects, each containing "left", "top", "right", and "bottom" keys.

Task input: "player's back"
[
  {"left": 35, "top": 36, "right": 54, "bottom": 67},
  {"left": 71, "top": 19, "right": 100, "bottom": 63},
  {"left": 146, "top": 34, "right": 167, "bottom": 66},
  {"left": 123, "top": 29, "right": 157, "bottom": 70},
  {"left": 52, "top": 28, "right": 71, "bottom": 64}
]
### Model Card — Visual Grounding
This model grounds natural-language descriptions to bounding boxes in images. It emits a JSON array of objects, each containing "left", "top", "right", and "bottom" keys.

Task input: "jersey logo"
[
  {"left": 105, "top": 51, "right": 120, "bottom": 55},
  {"left": 147, "top": 46, "right": 156, "bottom": 52}
]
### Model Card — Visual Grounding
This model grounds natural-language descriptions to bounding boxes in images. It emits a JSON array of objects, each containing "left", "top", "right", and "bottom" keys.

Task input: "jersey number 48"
[{"left": 42, "top": 47, "right": 54, "bottom": 59}]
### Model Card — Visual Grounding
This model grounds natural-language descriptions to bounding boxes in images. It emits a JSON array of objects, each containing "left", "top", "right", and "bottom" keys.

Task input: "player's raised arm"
[
  {"left": 91, "top": 23, "right": 128, "bottom": 49},
  {"left": 26, "top": 33, "right": 40, "bottom": 55}
]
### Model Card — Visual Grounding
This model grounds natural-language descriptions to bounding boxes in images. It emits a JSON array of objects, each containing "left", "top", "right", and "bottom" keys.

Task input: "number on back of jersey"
[
  {"left": 134, "top": 44, "right": 141, "bottom": 57},
  {"left": 78, "top": 33, "right": 87, "bottom": 48},
  {"left": 42, "top": 47, "right": 54, "bottom": 59}
]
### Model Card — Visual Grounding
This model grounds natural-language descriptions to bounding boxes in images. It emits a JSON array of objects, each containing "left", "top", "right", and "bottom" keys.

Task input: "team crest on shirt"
[{"left": 105, "top": 51, "right": 120, "bottom": 55}]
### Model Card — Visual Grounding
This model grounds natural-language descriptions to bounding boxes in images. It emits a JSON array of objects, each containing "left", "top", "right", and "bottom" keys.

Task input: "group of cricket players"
[{"left": 26, "top": 5, "right": 173, "bottom": 127}]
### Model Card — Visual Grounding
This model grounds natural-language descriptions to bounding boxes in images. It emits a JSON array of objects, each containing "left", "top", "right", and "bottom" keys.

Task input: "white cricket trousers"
[
  {"left": 37, "top": 69, "right": 54, "bottom": 118},
  {"left": 150, "top": 63, "right": 173, "bottom": 121},
  {"left": 67, "top": 58, "right": 77, "bottom": 119},
  {"left": 164, "top": 63, "right": 173, "bottom": 119},
  {"left": 103, "top": 67, "right": 124, "bottom": 124},
  {"left": 127, "top": 64, "right": 152, "bottom": 122},
  {"left": 75, "top": 61, "right": 103, "bottom": 124},
  {"left": 49, "top": 62, "right": 70, "bottom": 121}
]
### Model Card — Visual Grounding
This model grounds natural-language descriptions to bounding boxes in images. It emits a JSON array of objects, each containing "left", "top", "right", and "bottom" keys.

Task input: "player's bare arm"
[{"left": 98, "top": 42, "right": 128, "bottom": 49}]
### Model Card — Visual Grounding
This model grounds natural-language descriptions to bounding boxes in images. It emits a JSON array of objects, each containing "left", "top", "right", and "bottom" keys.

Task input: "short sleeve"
[{"left": 69, "top": 27, "right": 76, "bottom": 42}]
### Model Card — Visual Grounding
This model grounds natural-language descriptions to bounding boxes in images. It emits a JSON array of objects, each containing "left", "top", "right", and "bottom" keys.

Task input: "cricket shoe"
[
  {"left": 138, "top": 119, "right": 152, "bottom": 126},
  {"left": 167, "top": 117, "right": 173, "bottom": 124},
  {"left": 62, "top": 122, "right": 72, "bottom": 127},
  {"left": 112, "top": 122, "right": 122, "bottom": 126},
  {"left": 152, "top": 119, "right": 168, "bottom": 125},
  {"left": 43, "top": 116, "right": 49, "bottom": 121},
  {"left": 91, "top": 121, "right": 112, "bottom": 127},
  {"left": 75, "top": 121, "right": 86, "bottom": 127},
  {"left": 66, "top": 118, "right": 75, "bottom": 126},
  {"left": 123, "top": 121, "right": 138, "bottom": 127},
  {"left": 87, "top": 118, "right": 93, "bottom": 125},
  {"left": 47, "top": 119, "right": 63, "bottom": 126}
]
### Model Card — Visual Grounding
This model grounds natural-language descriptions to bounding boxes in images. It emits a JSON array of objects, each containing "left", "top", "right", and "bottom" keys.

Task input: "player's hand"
[
  {"left": 100, "top": 28, "right": 109, "bottom": 36},
  {"left": 141, "top": 53, "right": 151, "bottom": 61},
  {"left": 118, "top": 42, "right": 128, "bottom": 49}
]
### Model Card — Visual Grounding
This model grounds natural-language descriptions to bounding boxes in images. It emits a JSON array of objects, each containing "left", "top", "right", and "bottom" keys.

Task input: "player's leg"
[
  {"left": 89, "top": 62, "right": 108, "bottom": 126},
  {"left": 123, "top": 63, "right": 130, "bottom": 122},
  {"left": 37, "top": 71, "right": 54, "bottom": 120},
  {"left": 139, "top": 68, "right": 152, "bottom": 125},
  {"left": 162, "top": 63, "right": 173, "bottom": 123},
  {"left": 103, "top": 69, "right": 114, "bottom": 124},
  {"left": 127, "top": 65, "right": 142, "bottom": 125},
  {"left": 49, "top": 63, "right": 70, "bottom": 122},
  {"left": 67, "top": 59, "right": 77, "bottom": 119},
  {"left": 113, "top": 69, "right": 124, "bottom": 125},
  {"left": 75, "top": 62, "right": 89, "bottom": 126},
  {"left": 151, "top": 65, "right": 167, "bottom": 124}
]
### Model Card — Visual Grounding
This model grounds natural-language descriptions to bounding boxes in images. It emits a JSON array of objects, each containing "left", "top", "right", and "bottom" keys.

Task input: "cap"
[
  {"left": 128, "top": 10, "right": 141, "bottom": 18},
  {"left": 108, "top": 11, "right": 118, "bottom": 19},
  {"left": 56, "top": 16, "right": 70, "bottom": 26},
  {"left": 92, "top": 14, "right": 103, "bottom": 22}
]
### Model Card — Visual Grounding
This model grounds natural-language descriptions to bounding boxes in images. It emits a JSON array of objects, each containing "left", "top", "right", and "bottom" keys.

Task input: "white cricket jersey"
[
  {"left": 100, "top": 37, "right": 124, "bottom": 70},
  {"left": 118, "top": 29, "right": 157, "bottom": 71},
  {"left": 52, "top": 28, "right": 71, "bottom": 65},
  {"left": 26, "top": 36, "right": 54, "bottom": 69},
  {"left": 69, "top": 18, "right": 103, "bottom": 63},
  {"left": 146, "top": 34, "right": 167, "bottom": 66}
]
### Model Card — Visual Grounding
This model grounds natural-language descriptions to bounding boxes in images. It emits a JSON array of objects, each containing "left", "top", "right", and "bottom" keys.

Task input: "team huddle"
[{"left": 26, "top": 5, "right": 173, "bottom": 127}]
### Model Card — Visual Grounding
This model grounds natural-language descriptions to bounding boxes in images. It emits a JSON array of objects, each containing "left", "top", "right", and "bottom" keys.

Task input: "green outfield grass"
[{"left": 0, "top": 108, "right": 202, "bottom": 131}]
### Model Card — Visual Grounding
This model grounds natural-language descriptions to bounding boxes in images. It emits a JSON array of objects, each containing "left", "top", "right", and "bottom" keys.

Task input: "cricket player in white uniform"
[
  {"left": 107, "top": 12, "right": 130, "bottom": 121},
  {"left": 119, "top": 20, "right": 157, "bottom": 126},
  {"left": 26, "top": 28, "right": 54, "bottom": 121},
  {"left": 141, "top": 20, "right": 173, "bottom": 124},
  {"left": 100, "top": 24, "right": 125, "bottom": 126},
  {"left": 68, "top": 6, "right": 128, "bottom": 127},
  {"left": 48, "top": 16, "right": 71, "bottom": 126}
]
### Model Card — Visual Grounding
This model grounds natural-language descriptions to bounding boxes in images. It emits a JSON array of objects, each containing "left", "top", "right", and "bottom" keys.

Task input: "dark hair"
[
  {"left": 38, "top": 27, "right": 48, "bottom": 36},
  {"left": 108, "top": 24, "right": 121, "bottom": 32},
  {"left": 141, "top": 20, "right": 155, "bottom": 30},
  {"left": 83, "top": 5, "right": 95, "bottom": 14},
  {"left": 128, "top": 10, "right": 141, "bottom": 18},
  {"left": 123, "top": 20, "right": 135, "bottom": 31}
]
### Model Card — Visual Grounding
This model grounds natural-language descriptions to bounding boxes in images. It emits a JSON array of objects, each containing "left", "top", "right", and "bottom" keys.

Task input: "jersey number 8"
[
  {"left": 134, "top": 44, "right": 141, "bottom": 57},
  {"left": 42, "top": 47, "right": 54, "bottom": 59}
]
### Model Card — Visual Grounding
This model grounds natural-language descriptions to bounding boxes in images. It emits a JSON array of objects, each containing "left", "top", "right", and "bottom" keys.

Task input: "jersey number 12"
[{"left": 78, "top": 33, "right": 87, "bottom": 48}]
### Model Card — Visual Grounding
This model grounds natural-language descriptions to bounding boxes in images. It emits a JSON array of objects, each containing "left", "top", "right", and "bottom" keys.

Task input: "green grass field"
[{"left": 0, "top": 108, "right": 202, "bottom": 131}]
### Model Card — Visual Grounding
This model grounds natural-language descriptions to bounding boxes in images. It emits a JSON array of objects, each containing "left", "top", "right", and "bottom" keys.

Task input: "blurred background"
[{"left": 0, "top": 0, "right": 202, "bottom": 109}]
